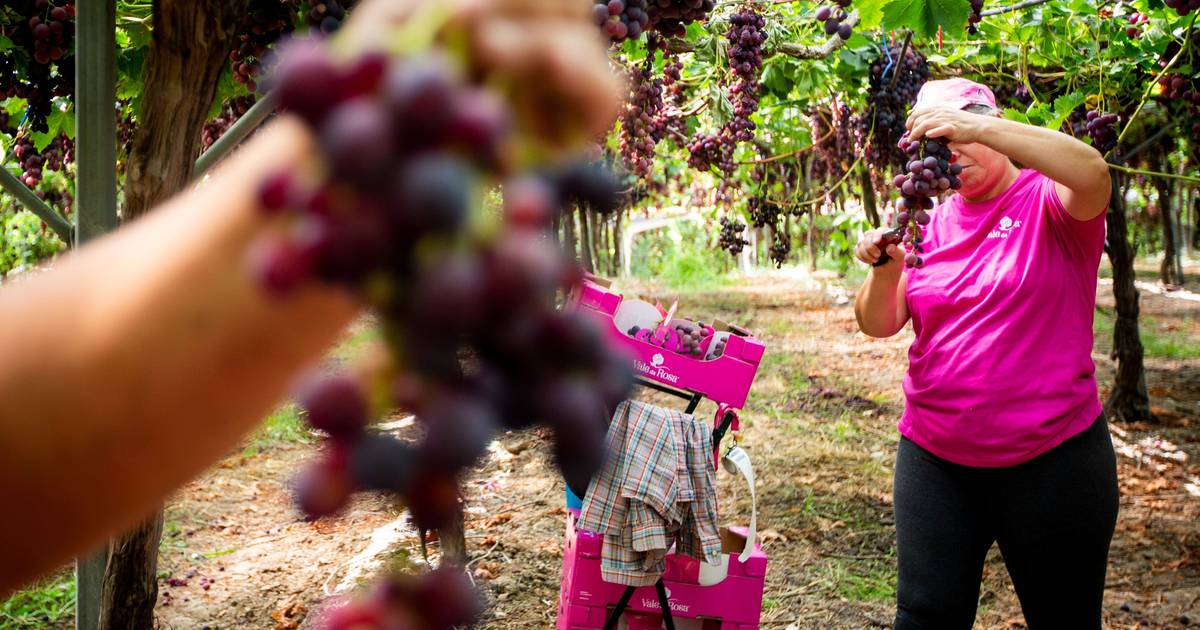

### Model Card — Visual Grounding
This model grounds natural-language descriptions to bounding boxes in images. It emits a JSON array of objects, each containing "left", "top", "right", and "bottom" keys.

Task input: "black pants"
[{"left": 893, "top": 414, "right": 1119, "bottom": 630}]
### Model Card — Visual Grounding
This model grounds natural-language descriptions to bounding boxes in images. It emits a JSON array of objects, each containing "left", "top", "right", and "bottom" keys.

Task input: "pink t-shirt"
[{"left": 900, "top": 169, "right": 1106, "bottom": 467}]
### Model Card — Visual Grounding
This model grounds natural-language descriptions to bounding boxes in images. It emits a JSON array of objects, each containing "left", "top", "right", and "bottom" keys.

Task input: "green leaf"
[
  {"left": 1045, "top": 92, "right": 1085, "bottom": 131},
  {"left": 4, "top": 98, "right": 28, "bottom": 120},
  {"left": 762, "top": 58, "right": 795, "bottom": 99},
  {"left": 32, "top": 130, "right": 55, "bottom": 152},
  {"left": 856, "top": 0, "right": 887, "bottom": 31},
  {"left": 1002, "top": 108, "right": 1031, "bottom": 124},
  {"left": 881, "top": 0, "right": 971, "bottom": 38},
  {"left": 0, "top": 36, "right": 13, "bottom": 52},
  {"left": 48, "top": 107, "right": 73, "bottom": 140},
  {"left": 709, "top": 83, "right": 732, "bottom": 128}
]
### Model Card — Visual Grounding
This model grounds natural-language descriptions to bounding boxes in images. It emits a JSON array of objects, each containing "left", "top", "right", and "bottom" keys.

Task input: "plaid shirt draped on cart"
[{"left": 578, "top": 399, "right": 721, "bottom": 586}]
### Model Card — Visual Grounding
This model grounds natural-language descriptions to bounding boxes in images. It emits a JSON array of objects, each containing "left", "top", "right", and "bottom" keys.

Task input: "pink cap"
[{"left": 915, "top": 78, "right": 998, "bottom": 111}]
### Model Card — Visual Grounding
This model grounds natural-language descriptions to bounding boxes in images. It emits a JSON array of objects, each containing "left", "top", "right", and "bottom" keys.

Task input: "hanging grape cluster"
[
  {"left": 854, "top": 42, "right": 929, "bottom": 176},
  {"left": 229, "top": 0, "right": 298, "bottom": 92},
  {"left": 658, "top": 51, "right": 689, "bottom": 140},
  {"left": 718, "top": 216, "right": 749, "bottom": 254},
  {"left": 0, "top": 1, "right": 76, "bottom": 134},
  {"left": 201, "top": 96, "right": 259, "bottom": 151},
  {"left": 685, "top": 5, "right": 765, "bottom": 180},
  {"left": 1123, "top": 10, "right": 1150, "bottom": 38},
  {"left": 992, "top": 81, "right": 1032, "bottom": 109},
  {"left": 1164, "top": 0, "right": 1200, "bottom": 17},
  {"left": 1158, "top": 73, "right": 1200, "bottom": 135},
  {"left": 1084, "top": 110, "right": 1119, "bottom": 154},
  {"left": 747, "top": 195, "right": 782, "bottom": 229},
  {"left": 814, "top": 0, "right": 854, "bottom": 40},
  {"left": 258, "top": 38, "right": 632, "bottom": 627},
  {"left": 618, "top": 53, "right": 666, "bottom": 178},
  {"left": 886, "top": 134, "right": 961, "bottom": 268},
  {"left": 967, "top": 0, "right": 985, "bottom": 34},
  {"left": 686, "top": 132, "right": 733, "bottom": 172},
  {"left": 592, "top": 0, "right": 716, "bottom": 42},
  {"left": 304, "top": 0, "right": 353, "bottom": 34},
  {"left": 725, "top": 7, "right": 766, "bottom": 144},
  {"left": 769, "top": 230, "right": 790, "bottom": 268},
  {"left": 593, "top": 0, "right": 650, "bottom": 42},
  {"left": 13, "top": 133, "right": 71, "bottom": 188},
  {"left": 810, "top": 105, "right": 854, "bottom": 184}
]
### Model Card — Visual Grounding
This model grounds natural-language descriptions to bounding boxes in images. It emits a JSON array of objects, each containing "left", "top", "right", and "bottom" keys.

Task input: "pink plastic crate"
[
  {"left": 571, "top": 280, "right": 765, "bottom": 409},
  {"left": 556, "top": 511, "right": 767, "bottom": 630}
]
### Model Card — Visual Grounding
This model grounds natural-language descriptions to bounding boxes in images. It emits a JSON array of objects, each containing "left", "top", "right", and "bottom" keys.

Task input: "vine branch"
[
  {"left": 667, "top": 11, "right": 859, "bottom": 60},
  {"left": 980, "top": 0, "right": 1054, "bottom": 17}
]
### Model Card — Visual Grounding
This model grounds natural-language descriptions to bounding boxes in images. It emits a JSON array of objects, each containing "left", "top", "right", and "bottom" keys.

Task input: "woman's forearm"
[
  {"left": 855, "top": 263, "right": 907, "bottom": 338},
  {"left": 0, "top": 117, "right": 359, "bottom": 594},
  {"left": 975, "top": 116, "right": 1110, "bottom": 211}
]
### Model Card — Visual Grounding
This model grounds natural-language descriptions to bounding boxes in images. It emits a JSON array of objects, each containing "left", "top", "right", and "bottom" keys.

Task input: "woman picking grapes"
[{"left": 853, "top": 78, "right": 1117, "bottom": 629}]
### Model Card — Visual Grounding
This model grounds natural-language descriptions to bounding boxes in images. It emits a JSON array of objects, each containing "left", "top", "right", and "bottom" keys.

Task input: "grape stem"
[
  {"left": 1112, "top": 117, "right": 1181, "bottom": 165},
  {"left": 888, "top": 31, "right": 914, "bottom": 92},
  {"left": 1106, "top": 163, "right": 1200, "bottom": 185},
  {"left": 1112, "top": 11, "right": 1197, "bottom": 149},
  {"left": 737, "top": 125, "right": 834, "bottom": 165}
]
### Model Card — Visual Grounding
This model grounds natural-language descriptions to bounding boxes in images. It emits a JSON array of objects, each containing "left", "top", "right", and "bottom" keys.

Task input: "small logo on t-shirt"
[{"left": 987, "top": 216, "right": 1022, "bottom": 239}]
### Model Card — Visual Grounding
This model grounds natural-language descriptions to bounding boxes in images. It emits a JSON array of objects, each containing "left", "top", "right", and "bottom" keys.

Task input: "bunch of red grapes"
[
  {"left": 0, "top": 0, "right": 75, "bottom": 133},
  {"left": 747, "top": 195, "right": 782, "bottom": 229},
  {"left": 229, "top": 0, "right": 298, "bottom": 92},
  {"left": 685, "top": 6, "right": 766, "bottom": 174},
  {"left": 305, "top": 0, "right": 353, "bottom": 34},
  {"left": 1157, "top": 74, "right": 1200, "bottom": 135},
  {"left": 769, "top": 230, "right": 790, "bottom": 268},
  {"left": 1084, "top": 110, "right": 1119, "bottom": 153},
  {"left": 618, "top": 54, "right": 666, "bottom": 178},
  {"left": 967, "top": 0, "right": 985, "bottom": 34},
  {"left": 725, "top": 7, "right": 766, "bottom": 143},
  {"left": 12, "top": 133, "right": 71, "bottom": 188},
  {"left": 718, "top": 216, "right": 749, "bottom": 255},
  {"left": 592, "top": 0, "right": 716, "bottom": 42},
  {"left": 671, "top": 320, "right": 706, "bottom": 357},
  {"left": 1159, "top": 73, "right": 1199, "bottom": 102},
  {"left": 257, "top": 38, "right": 632, "bottom": 629},
  {"left": 882, "top": 134, "right": 961, "bottom": 268},
  {"left": 814, "top": 0, "right": 854, "bottom": 40},
  {"left": 201, "top": 96, "right": 259, "bottom": 151},
  {"left": 687, "top": 132, "right": 734, "bottom": 172},
  {"left": 593, "top": 0, "right": 650, "bottom": 42},
  {"left": 855, "top": 42, "right": 930, "bottom": 174},
  {"left": 1123, "top": 10, "right": 1150, "bottom": 38},
  {"left": 1164, "top": 0, "right": 1200, "bottom": 16}
]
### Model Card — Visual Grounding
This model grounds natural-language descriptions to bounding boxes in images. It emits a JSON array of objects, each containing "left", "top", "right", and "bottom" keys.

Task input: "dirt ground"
[{"left": 152, "top": 263, "right": 1200, "bottom": 630}]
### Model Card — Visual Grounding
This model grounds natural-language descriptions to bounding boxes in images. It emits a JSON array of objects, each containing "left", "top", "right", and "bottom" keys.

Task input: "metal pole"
[
  {"left": 75, "top": 0, "right": 118, "bottom": 245},
  {"left": 193, "top": 93, "right": 277, "bottom": 178},
  {"left": 0, "top": 166, "right": 74, "bottom": 242},
  {"left": 74, "top": 1, "right": 118, "bottom": 628}
]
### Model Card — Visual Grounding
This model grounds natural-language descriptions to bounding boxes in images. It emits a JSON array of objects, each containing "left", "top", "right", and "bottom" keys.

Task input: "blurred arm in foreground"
[{"left": 0, "top": 0, "right": 620, "bottom": 596}]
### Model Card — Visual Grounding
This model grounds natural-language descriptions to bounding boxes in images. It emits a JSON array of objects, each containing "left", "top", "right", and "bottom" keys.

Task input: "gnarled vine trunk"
[
  {"left": 1103, "top": 172, "right": 1153, "bottom": 424},
  {"left": 100, "top": 2, "right": 247, "bottom": 629}
]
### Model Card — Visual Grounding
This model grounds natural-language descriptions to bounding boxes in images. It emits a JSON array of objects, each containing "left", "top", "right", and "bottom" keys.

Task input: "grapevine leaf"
[
  {"left": 855, "top": 0, "right": 887, "bottom": 31},
  {"left": 56, "top": 107, "right": 75, "bottom": 139},
  {"left": 881, "top": 0, "right": 971, "bottom": 39},
  {"left": 4, "top": 98, "right": 28, "bottom": 120},
  {"left": 32, "top": 130, "right": 55, "bottom": 153},
  {"left": 1046, "top": 92, "right": 1086, "bottom": 131},
  {"left": 0, "top": 36, "right": 13, "bottom": 52},
  {"left": 762, "top": 58, "right": 795, "bottom": 99}
]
